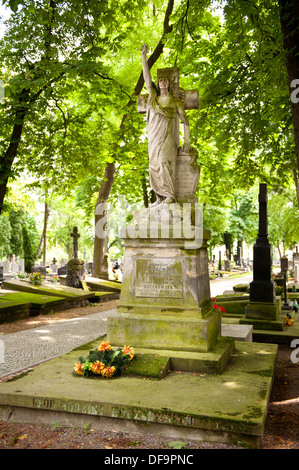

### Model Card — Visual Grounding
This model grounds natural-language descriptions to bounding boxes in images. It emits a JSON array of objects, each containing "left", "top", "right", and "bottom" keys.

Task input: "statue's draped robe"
[{"left": 146, "top": 87, "right": 179, "bottom": 199}]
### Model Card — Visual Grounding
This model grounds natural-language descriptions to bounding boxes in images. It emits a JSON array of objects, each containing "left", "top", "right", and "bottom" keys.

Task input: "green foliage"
[
  {"left": 8, "top": 209, "right": 25, "bottom": 256},
  {"left": 0, "top": 213, "right": 11, "bottom": 258},
  {"left": 268, "top": 189, "right": 299, "bottom": 250},
  {"left": 1, "top": 0, "right": 299, "bottom": 258},
  {"left": 46, "top": 195, "right": 94, "bottom": 260},
  {"left": 22, "top": 225, "right": 35, "bottom": 272},
  {"left": 229, "top": 190, "right": 259, "bottom": 246}
]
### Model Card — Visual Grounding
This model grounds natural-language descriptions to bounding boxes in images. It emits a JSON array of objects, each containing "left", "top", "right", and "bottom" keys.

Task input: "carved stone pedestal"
[{"left": 107, "top": 224, "right": 234, "bottom": 373}]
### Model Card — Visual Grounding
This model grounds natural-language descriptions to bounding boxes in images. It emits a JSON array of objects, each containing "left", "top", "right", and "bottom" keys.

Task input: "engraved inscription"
[
  {"left": 175, "top": 155, "right": 200, "bottom": 197},
  {"left": 32, "top": 397, "right": 56, "bottom": 410},
  {"left": 135, "top": 258, "right": 183, "bottom": 298},
  {"left": 32, "top": 397, "right": 104, "bottom": 416},
  {"left": 60, "top": 400, "right": 104, "bottom": 416},
  {"left": 111, "top": 406, "right": 197, "bottom": 427}
]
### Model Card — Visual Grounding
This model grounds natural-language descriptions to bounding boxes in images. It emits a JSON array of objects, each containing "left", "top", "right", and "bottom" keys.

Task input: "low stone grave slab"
[
  {"left": 91, "top": 292, "right": 119, "bottom": 302},
  {"left": 0, "top": 338, "right": 278, "bottom": 449},
  {"left": 85, "top": 277, "right": 121, "bottom": 295},
  {"left": 59, "top": 276, "right": 120, "bottom": 298},
  {"left": 0, "top": 298, "right": 31, "bottom": 323},
  {"left": 214, "top": 297, "right": 249, "bottom": 315},
  {"left": 0, "top": 291, "right": 66, "bottom": 317},
  {"left": 233, "top": 284, "right": 249, "bottom": 293},
  {"left": 221, "top": 324, "right": 253, "bottom": 342},
  {"left": 222, "top": 313, "right": 299, "bottom": 344},
  {"left": 2, "top": 279, "right": 95, "bottom": 303}
]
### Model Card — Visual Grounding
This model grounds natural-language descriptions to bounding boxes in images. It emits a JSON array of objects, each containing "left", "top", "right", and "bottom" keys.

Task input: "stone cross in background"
[{"left": 71, "top": 227, "right": 80, "bottom": 259}]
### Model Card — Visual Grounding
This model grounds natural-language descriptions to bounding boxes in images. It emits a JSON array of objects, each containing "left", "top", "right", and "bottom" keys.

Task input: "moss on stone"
[
  {"left": 233, "top": 284, "right": 249, "bottom": 292},
  {"left": 124, "top": 354, "right": 170, "bottom": 379}
]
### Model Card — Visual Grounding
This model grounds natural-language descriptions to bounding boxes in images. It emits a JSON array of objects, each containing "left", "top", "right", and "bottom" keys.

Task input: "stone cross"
[
  {"left": 52, "top": 257, "right": 57, "bottom": 265},
  {"left": 249, "top": 183, "right": 275, "bottom": 303},
  {"left": 71, "top": 227, "right": 80, "bottom": 259},
  {"left": 138, "top": 66, "right": 199, "bottom": 146}
]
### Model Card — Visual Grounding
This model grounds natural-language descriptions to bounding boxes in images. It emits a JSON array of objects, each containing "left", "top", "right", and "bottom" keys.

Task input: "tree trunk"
[
  {"left": 35, "top": 201, "right": 50, "bottom": 262},
  {"left": 43, "top": 201, "right": 49, "bottom": 266},
  {"left": 92, "top": 162, "right": 116, "bottom": 277},
  {"left": 278, "top": 0, "right": 299, "bottom": 204},
  {"left": 223, "top": 231, "right": 232, "bottom": 261},
  {"left": 0, "top": 90, "right": 28, "bottom": 214},
  {"left": 91, "top": 0, "right": 175, "bottom": 277}
]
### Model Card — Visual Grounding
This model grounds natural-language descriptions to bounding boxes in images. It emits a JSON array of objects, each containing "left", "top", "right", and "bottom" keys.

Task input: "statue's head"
[{"left": 157, "top": 76, "right": 170, "bottom": 94}]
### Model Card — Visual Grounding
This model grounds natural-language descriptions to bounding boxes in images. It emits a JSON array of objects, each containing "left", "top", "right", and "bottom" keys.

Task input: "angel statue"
[{"left": 141, "top": 43, "right": 191, "bottom": 206}]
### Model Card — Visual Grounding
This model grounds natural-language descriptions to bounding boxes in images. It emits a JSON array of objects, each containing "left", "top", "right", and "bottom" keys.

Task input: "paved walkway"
[
  {"left": 0, "top": 309, "right": 117, "bottom": 379},
  {"left": 0, "top": 274, "right": 253, "bottom": 379},
  {"left": 210, "top": 273, "right": 253, "bottom": 297}
]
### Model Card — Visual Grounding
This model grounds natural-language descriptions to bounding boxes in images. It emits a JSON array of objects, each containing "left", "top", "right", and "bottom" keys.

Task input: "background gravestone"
[
  {"left": 66, "top": 227, "right": 85, "bottom": 288},
  {"left": 242, "top": 183, "right": 284, "bottom": 331},
  {"left": 293, "top": 250, "right": 299, "bottom": 283},
  {"left": 19, "top": 259, "right": 25, "bottom": 274},
  {"left": 31, "top": 266, "right": 47, "bottom": 276},
  {"left": 58, "top": 265, "right": 67, "bottom": 276}
]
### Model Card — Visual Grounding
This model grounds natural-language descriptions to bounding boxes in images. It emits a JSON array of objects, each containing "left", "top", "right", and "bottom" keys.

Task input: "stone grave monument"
[
  {"left": 0, "top": 266, "right": 4, "bottom": 284},
  {"left": 293, "top": 248, "right": 299, "bottom": 284},
  {"left": 66, "top": 227, "right": 85, "bottom": 288},
  {"left": 280, "top": 255, "right": 288, "bottom": 274},
  {"left": 50, "top": 257, "right": 58, "bottom": 274},
  {"left": 107, "top": 45, "right": 234, "bottom": 373},
  {"left": 240, "top": 183, "right": 285, "bottom": 331},
  {"left": 30, "top": 265, "right": 47, "bottom": 276},
  {"left": 19, "top": 258, "right": 25, "bottom": 274},
  {"left": 275, "top": 255, "right": 289, "bottom": 287},
  {"left": 99, "top": 253, "right": 109, "bottom": 280}
]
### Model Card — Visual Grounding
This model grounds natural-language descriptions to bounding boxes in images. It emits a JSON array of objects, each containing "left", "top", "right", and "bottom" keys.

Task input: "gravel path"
[{"left": 0, "top": 308, "right": 117, "bottom": 378}]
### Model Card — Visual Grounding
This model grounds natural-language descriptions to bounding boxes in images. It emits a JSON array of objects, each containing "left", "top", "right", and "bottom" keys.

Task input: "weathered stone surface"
[
  {"left": 108, "top": 310, "right": 221, "bottom": 353},
  {"left": 0, "top": 338, "right": 278, "bottom": 448},
  {"left": 2, "top": 279, "right": 94, "bottom": 301},
  {"left": 221, "top": 324, "right": 253, "bottom": 342},
  {"left": 66, "top": 258, "right": 85, "bottom": 289},
  {"left": 175, "top": 146, "right": 200, "bottom": 199},
  {"left": 245, "top": 301, "right": 280, "bottom": 321},
  {"left": 107, "top": 227, "right": 221, "bottom": 355},
  {"left": 134, "top": 258, "right": 183, "bottom": 299},
  {"left": 114, "top": 228, "right": 210, "bottom": 317}
]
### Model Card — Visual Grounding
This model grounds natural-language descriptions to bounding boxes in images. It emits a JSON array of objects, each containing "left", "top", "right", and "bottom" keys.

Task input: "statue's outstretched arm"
[{"left": 141, "top": 44, "right": 152, "bottom": 92}]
